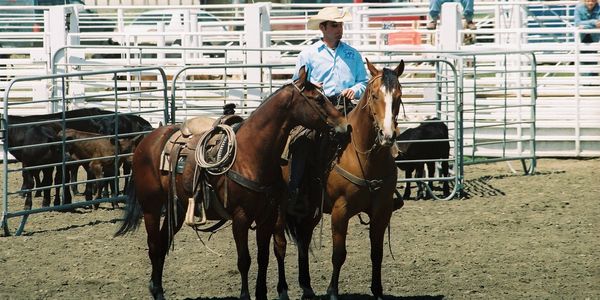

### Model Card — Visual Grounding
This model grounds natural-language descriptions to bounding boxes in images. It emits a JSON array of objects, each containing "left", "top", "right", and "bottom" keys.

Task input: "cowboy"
[
  {"left": 286, "top": 7, "right": 368, "bottom": 217},
  {"left": 426, "top": 0, "right": 476, "bottom": 30}
]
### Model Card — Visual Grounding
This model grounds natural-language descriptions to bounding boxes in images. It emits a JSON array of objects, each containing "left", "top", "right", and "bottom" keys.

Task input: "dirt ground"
[{"left": 0, "top": 158, "right": 599, "bottom": 300}]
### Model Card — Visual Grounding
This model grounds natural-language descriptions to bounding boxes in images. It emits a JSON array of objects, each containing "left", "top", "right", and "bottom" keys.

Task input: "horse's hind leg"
[
  {"left": 273, "top": 209, "right": 290, "bottom": 300},
  {"left": 144, "top": 198, "right": 186, "bottom": 300}
]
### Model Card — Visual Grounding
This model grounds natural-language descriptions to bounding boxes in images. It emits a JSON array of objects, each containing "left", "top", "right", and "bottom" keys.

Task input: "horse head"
[
  {"left": 365, "top": 58, "right": 405, "bottom": 147},
  {"left": 291, "top": 66, "right": 349, "bottom": 134}
]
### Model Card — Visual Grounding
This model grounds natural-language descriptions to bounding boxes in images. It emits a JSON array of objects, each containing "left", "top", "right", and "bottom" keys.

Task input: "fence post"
[
  {"left": 438, "top": 2, "right": 461, "bottom": 51},
  {"left": 244, "top": 3, "right": 271, "bottom": 107}
]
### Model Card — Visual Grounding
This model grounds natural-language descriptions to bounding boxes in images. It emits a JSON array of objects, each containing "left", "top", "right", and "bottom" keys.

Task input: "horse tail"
[{"left": 114, "top": 177, "right": 142, "bottom": 236}]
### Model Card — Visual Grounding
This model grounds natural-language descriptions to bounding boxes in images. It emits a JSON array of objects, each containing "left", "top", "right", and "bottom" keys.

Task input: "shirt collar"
[{"left": 316, "top": 39, "right": 345, "bottom": 52}]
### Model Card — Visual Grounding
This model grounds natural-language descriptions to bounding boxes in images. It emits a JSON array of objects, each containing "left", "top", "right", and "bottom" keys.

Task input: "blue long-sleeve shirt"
[
  {"left": 293, "top": 40, "right": 368, "bottom": 100},
  {"left": 574, "top": 3, "right": 600, "bottom": 42}
]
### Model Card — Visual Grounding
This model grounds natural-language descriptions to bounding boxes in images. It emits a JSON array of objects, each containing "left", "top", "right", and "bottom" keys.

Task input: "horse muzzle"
[{"left": 377, "top": 129, "right": 395, "bottom": 147}]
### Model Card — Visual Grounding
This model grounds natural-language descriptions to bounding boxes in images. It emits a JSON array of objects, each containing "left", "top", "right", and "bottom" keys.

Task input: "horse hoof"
[
  {"left": 278, "top": 290, "right": 290, "bottom": 300},
  {"left": 301, "top": 290, "right": 317, "bottom": 300},
  {"left": 148, "top": 281, "right": 165, "bottom": 300}
]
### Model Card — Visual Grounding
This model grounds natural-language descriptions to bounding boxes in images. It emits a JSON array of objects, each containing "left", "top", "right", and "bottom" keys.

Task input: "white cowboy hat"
[{"left": 307, "top": 7, "right": 352, "bottom": 30}]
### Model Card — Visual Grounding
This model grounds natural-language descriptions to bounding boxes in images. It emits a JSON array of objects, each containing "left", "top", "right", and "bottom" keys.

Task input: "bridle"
[
  {"left": 292, "top": 81, "right": 336, "bottom": 129},
  {"left": 351, "top": 74, "right": 401, "bottom": 155}
]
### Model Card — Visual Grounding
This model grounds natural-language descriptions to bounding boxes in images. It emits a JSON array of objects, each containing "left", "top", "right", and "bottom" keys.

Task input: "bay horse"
[
  {"left": 114, "top": 66, "right": 349, "bottom": 300},
  {"left": 274, "top": 59, "right": 405, "bottom": 300}
]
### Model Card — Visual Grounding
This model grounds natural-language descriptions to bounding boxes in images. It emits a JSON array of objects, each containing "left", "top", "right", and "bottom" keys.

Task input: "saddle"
[{"left": 159, "top": 113, "right": 243, "bottom": 230}]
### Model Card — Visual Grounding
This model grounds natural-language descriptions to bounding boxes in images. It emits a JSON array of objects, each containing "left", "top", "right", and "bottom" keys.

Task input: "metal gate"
[{"left": 1, "top": 66, "right": 168, "bottom": 236}]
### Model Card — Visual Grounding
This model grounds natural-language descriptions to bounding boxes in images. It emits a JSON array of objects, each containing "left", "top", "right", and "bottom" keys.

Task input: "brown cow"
[{"left": 59, "top": 128, "right": 142, "bottom": 208}]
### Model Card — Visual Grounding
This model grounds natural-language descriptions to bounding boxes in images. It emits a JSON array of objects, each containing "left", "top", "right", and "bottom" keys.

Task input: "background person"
[
  {"left": 574, "top": 0, "right": 600, "bottom": 78},
  {"left": 427, "top": 0, "right": 476, "bottom": 30},
  {"left": 287, "top": 6, "right": 368, "bottom": 216}
]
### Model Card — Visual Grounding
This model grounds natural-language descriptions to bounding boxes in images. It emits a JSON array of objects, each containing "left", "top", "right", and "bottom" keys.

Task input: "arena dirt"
[{"left": 1, "top": 158, "right": 599, "bottom": 299}]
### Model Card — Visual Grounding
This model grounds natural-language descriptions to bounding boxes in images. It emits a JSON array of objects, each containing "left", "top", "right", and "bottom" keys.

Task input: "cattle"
[
  {"left": 3, "top": 108, "right": 153, "bottom": 209},
  {"left": 396, "top": 118, "right": 450, "bottom": 200},
  {"left": 59, "top": 128, "right": 142, "bottom": 209}
]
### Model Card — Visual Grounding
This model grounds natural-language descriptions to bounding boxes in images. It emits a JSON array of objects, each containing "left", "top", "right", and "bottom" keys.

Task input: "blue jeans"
[{"left": 429, "top": 0, "right": 474, "bottom": 21}]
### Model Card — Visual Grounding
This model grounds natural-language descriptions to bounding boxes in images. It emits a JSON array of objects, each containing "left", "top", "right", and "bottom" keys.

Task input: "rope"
[{"left": 195, "top": 124, "right": 237, "bottom": 176}]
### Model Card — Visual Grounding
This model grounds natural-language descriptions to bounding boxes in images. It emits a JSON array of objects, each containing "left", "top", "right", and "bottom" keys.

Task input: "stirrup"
[{"left": 185, "top": 197, "right": 207, "bottom": 226}]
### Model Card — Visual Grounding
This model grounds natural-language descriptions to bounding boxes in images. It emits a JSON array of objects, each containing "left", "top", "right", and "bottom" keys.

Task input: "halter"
[
  {"left": 351, "top": 74, "right": 395, "bottom": 155},
  {"left": 292, "top": 82, "right": 335, "bottom": 129}
]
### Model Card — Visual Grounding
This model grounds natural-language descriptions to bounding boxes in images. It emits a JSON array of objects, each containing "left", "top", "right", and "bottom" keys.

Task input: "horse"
[
  {"left": 274, "top": 59, "right": 405, "bottom": 300},
  {"left": 114, "top": 65, "right": 349, "bottom": 300}
]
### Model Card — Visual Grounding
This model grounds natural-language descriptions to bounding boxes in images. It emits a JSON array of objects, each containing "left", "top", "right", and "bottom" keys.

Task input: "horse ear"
[
  {"left": 395, "top": 60, "right": 405, "bottom": 77},
  {"left": 366, "top": 58, "right": 379, "bottom": 77},
  {"left": 296, "top": 65, "right": 308, "bottom": 89}
]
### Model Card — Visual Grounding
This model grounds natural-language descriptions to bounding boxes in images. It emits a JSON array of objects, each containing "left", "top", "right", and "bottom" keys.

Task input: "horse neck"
[{"left": 235, "top": 87, "right": 294, "bottom": 169}]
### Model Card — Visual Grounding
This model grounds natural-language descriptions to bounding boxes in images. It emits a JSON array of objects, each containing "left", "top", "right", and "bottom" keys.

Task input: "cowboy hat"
[{"left": 307, "top": 7, "right": 352, "bottom": 30}]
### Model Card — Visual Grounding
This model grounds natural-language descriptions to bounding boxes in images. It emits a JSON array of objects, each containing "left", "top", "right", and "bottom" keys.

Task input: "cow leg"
[
  {"left": 425, "top": 161, "right": 436, "bottom": 199},
  {"left": 441, "top": 161, "right": 450, "bottom": 197},
  {"left": 403, "top": 167, "right": 413, "bottom": 200},
  {"left": 415, "top": 164, "right": 426, "bottom": 200}
]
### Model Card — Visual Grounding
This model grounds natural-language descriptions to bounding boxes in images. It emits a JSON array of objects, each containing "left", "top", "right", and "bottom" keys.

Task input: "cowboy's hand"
[{"left": 341, "top": 89, "right": 355, "bottom": 100}]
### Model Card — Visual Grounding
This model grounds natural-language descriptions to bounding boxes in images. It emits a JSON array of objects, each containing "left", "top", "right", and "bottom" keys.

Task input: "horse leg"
[
  {"left": 70, "top": 164, "right": 81, "bottom": 195},
  {"left": 91, "top": 162, "right": 103, "bottom": 209},
  {"left": 273, "top": 208, "right": 290, "bottom": 300},
  {"left": 22, "top": 169, "right": 34, "bottom": 210},
  {"left": 327, "top": 212, "right": 350, "bottom": 300},
  {"left": 122, "top": 160, "right": 132, "bottom": 193},
  {"left": 82, "top": 164, "right": 94, "bottom": 202},
  {"left": 369, "top": 211, "right": 392, "bottom": 300},
  {"left": 255, "top": 214, "right": 275, "bottom": 300},
  {"left": 33, "top": 170, "right": 43, "bottom": 197},
  {"left": 232, "top": 213, "right": 252, "bottom": 300},
  {"left": 40, "top": 167, "right": 53, "bottom": 207},
  {"left": 52, "top": 166, "right": 71, "bottom": 206},
  {"left": 297, "top": 217, "right": 317, "bottom": 299}
]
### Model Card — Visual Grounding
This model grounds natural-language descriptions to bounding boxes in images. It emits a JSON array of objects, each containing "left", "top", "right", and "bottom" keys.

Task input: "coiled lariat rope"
[{"left": 195, "top": 124, "right": 237, "bottom": 175}]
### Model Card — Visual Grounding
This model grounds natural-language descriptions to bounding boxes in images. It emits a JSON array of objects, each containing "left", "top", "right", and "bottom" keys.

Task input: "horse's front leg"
[
  {"left": 255, "top": 211, "right": 276, "bottom": 300},
  {"left": 369, "top": 209, "right": 392, "bottom": 300},
  {"left": 297, "top": 215, "right": 317, "bottom": 299},
  {"left": 327, "top": 210, "right": 350, "bottom": 300},
  {"left": 232, "top": 211, "right": 252, "bottom": 300},
  {"left": 273, "top": 207, "right": 290, "bottom": 300}
]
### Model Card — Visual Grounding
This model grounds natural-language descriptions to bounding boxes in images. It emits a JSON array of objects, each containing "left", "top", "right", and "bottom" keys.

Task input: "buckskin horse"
[
  {"left": 274, "top": 59, "right": 405, "bottom": 300},
  {"left": 114, "top": 66, "right": 349, "bottom": 300}
]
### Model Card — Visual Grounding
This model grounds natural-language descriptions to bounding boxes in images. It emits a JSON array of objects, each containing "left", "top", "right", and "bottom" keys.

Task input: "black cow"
[
  {"left": 3, "top": 108, "right": 153, "bottom": 209},
  {"left": 396, "top": 118, "right": 450, "bottom": 200}
]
